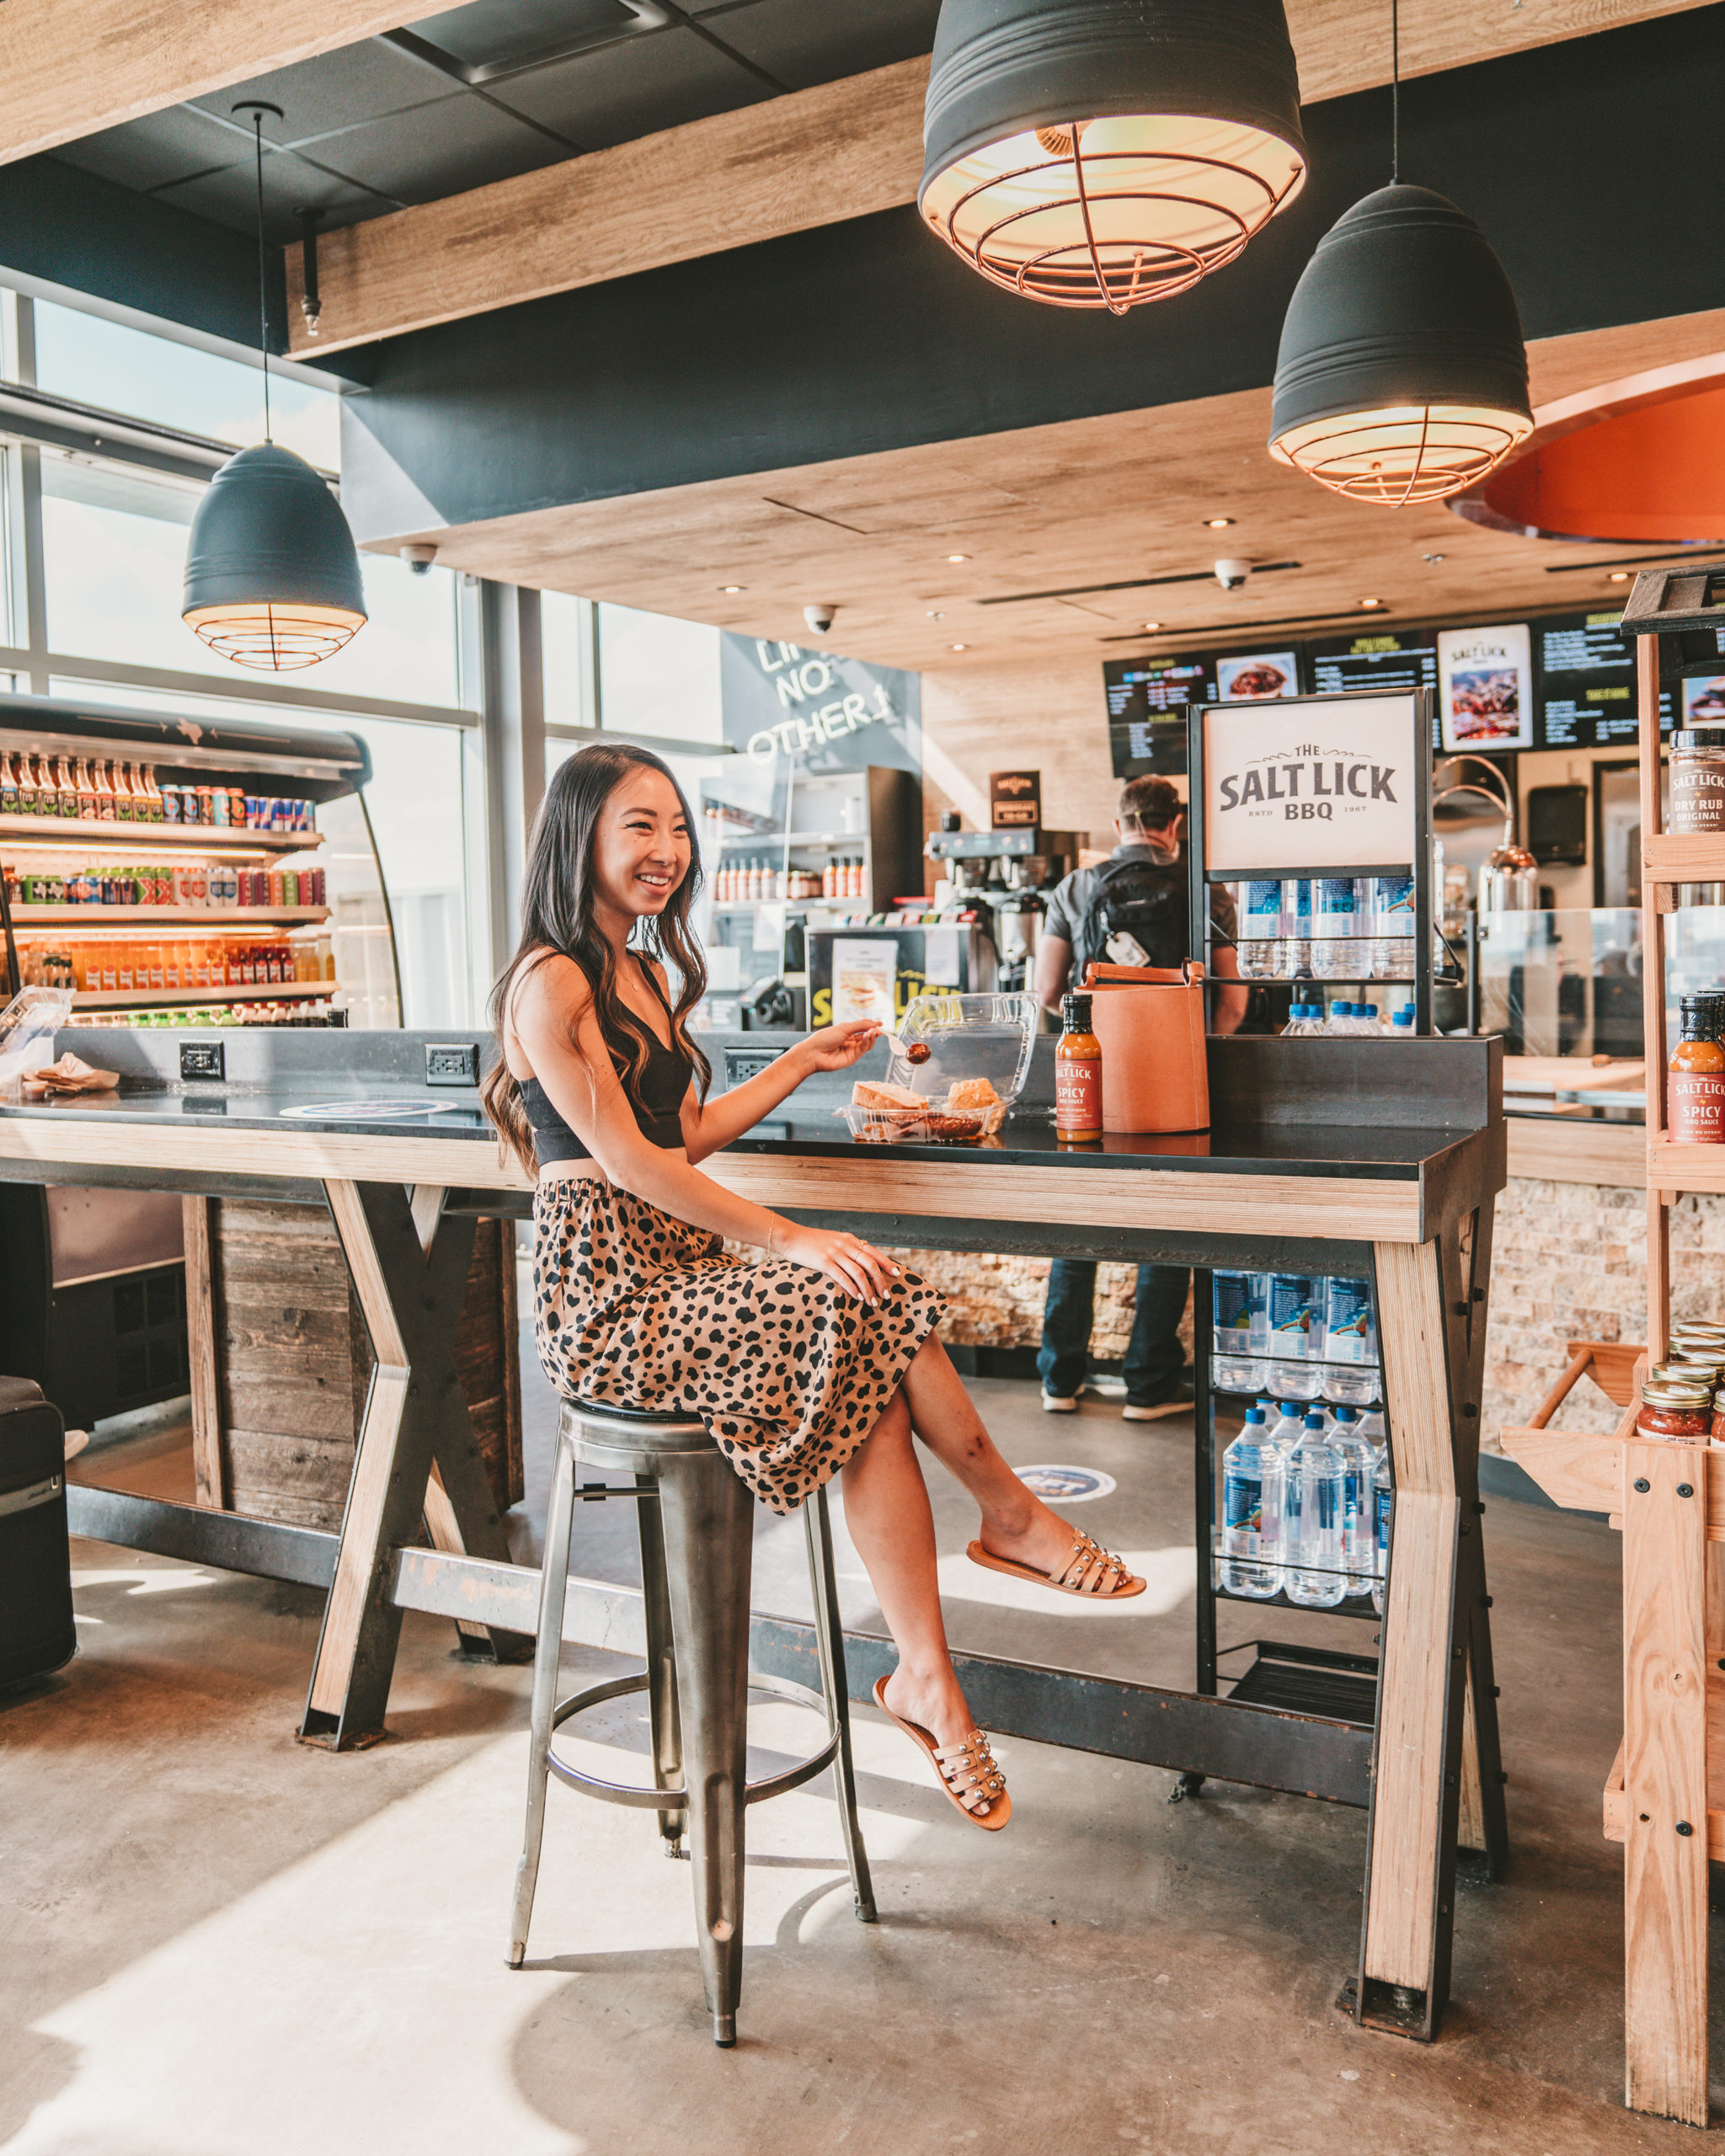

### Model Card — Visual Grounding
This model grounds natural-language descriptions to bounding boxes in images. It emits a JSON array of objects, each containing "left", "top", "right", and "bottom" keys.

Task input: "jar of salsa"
[{"left": 1639, "top": 1380, "right": 1712, "bottom": 1439}]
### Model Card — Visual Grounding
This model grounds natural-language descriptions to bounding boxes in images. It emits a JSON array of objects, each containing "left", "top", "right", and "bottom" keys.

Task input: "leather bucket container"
[{"left": 1081, "top": 962, "right": 1211, "bottom": 1134}]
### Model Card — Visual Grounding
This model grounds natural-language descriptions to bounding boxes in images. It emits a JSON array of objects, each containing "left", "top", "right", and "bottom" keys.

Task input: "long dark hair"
[{"left": 483, "top": 742, "right": 711, "bottom": 1173}]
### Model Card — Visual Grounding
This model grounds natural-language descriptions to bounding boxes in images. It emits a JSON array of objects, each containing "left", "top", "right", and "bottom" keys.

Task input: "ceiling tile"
[
  {"left": 314, "top": 97, "right": 572, "bottom": 205},
  {"left": 408, "top": 0, "right": 652, "bottom": 75},
  {"left": 488, "top": 24, "right": 772, "bottom": 147},
  {"left": 152, "top": 151, "right": 392, "bottom": 241},
  {"left": 51, "top": 104, "right": 245, "bottom": 194},
  {"left": 697, "top": 0, "right": 940, "bottom": 89},
  {"left": 192, "top": 40, "right": 461, "bottom": 143}
]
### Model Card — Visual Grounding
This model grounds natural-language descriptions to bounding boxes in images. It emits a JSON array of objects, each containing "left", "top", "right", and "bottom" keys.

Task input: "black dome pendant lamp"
[
  {"left": 919, "top": 0, "right": 1307, "bottom": 314},
  {"left": 181, "top": 104, "right": 367, "bottom": 670},
  {"left": 1268, "top": 0, "right": 1531, "bottom": 504}
]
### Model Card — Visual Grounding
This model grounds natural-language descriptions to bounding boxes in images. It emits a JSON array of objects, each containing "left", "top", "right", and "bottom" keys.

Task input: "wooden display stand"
[{"left": 1503, "top": 565, "right": 1725, "bottom": 2127}]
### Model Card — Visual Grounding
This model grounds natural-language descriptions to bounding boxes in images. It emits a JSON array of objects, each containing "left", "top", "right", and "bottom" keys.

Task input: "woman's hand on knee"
[{"left": 772, "top": 1223, "right": 901, "bottom": 1305}]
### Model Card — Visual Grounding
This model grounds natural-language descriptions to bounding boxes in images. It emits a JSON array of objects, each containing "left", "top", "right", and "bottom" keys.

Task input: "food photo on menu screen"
[
  {"left": 1686, "top": 675, "right": 1725, "bottom": 723},
  {"left": 1437, "top": 623, "right": 1534, "bottom": 751},
  {"left": 1216, "top": 652, "right": 1300, "bottom": 701}
]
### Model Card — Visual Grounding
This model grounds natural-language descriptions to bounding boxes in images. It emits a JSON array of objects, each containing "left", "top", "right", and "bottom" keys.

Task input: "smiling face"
[{"left": 588, "top": 765, "right": 692, "bottom": 926}]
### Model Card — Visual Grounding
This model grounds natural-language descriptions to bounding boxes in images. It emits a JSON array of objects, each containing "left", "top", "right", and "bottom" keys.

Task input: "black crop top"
[{"left": 519, "top": 960, "right": 692, "bottom": 1165}]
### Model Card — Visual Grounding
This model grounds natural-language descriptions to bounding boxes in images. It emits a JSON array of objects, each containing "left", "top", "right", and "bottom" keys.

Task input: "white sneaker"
[{"left": 1040, "top": 1389, "right": 1080, "bottom": 1413}]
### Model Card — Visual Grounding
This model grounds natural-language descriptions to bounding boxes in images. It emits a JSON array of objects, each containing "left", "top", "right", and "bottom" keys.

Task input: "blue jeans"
[{"left": 1036, "top": 1260, "right": 1190, "bottom": 1406}]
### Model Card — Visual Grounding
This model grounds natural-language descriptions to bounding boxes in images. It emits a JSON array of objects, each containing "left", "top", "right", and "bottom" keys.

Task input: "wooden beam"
[
  {"left": 0, "top": 1, "right": 456, "bottom": 168},
  {"left": 286, "top": 0, "right": 1716, "bottom": 356}
]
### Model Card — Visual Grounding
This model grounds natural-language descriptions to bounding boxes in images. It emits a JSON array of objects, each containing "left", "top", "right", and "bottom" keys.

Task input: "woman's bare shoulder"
[{"left": 505, "top": 947, "right": 593, "bottom": 1054}]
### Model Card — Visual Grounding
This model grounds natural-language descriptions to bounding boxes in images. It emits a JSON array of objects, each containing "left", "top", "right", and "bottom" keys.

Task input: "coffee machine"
[{"left": 924, "top": 819, "right": 1081, "bottom": 991}]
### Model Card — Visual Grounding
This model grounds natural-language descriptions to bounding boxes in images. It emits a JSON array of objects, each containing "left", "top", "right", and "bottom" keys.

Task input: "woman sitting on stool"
[{"left": 483, "top": 744, "right": 1143, "bottom": 1832}]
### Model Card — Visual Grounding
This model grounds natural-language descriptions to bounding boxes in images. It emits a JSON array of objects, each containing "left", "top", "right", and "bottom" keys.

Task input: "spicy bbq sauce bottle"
[
  {"left": 1668, "top": 994, "right": 1725, "bottom": 1145},
  {"left": 1055, "top": 990, "right": 1103, "bottom": 1143}
]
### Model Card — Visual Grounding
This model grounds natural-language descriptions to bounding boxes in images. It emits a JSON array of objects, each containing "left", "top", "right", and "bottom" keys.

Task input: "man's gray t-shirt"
[{"left": 1042, "top": 843, "right": 1237, "bottom": 965}]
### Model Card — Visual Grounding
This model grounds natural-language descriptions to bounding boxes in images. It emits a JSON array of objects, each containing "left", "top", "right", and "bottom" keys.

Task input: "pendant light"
[
  {"left": 918, "top": 0, "right": 1307, "bottom": 314},
  {"left": 1268, "top": 2, "right": 1531, "bottom": 505},
  {"left": 181, "top": 104, "right": 367, "bottom": 670}
]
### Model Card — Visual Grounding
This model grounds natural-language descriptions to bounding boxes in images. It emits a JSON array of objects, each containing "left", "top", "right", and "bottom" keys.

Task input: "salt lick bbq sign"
[{"left": 1200, "top": 691, "right": 1420, "bottom": 873}]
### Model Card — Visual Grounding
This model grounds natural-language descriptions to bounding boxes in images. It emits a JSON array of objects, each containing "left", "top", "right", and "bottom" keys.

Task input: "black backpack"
[{"left": 1072, "top": 852, "right": 1191, "bottom": 979}]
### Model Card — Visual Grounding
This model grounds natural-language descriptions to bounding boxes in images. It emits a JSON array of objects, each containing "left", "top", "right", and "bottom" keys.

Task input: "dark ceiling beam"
[
  {"left": 0, "top": 0, "right": 461, "bottom": 167},
  {"left": 337, "top": 13, "right": 1725, "bottom": 542},
  {"left": 287, "top": 0, "right": 1717, "bottom": 359}
]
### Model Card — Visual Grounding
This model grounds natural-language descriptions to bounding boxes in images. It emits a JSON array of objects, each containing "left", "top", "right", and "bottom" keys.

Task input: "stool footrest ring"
[{"left": 547, "top": 1668, "right": 841, "bottom": 1809}]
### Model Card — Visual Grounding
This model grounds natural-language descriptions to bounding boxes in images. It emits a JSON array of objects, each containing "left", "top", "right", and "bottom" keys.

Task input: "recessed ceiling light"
[
  {"left": 927, "top": 610, "right": 945, "bottom": 619},
  {"left": 1423, "top": 552, "right": 1445, "bottom": 564},
  {"left": 718, "top": 584, "right": 745, "bottom": 594},
  {"left": 1608, "top": 570, "right": 1631, "bottom": 583},
  {"left": 950, "top": 642, "right": 969, "bottom": 651},
  {"left": 948, "top": 553, "right": 969, "bottom": 563},
  {"left": 1144, "top": 621, "right": 1162, "bottom": 631},
  {"left": 1358, "top": 596, "right": 1383, "bottom": 608},
  {"left": 1205, "top": 516, "right": 1235, "bottom": 529}
]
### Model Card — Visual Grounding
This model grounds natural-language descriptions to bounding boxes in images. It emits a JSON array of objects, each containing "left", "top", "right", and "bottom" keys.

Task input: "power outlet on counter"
[
  {"left": 179, "top": 1040, "right": 224, "bottom": 1083},
  {"left": 425, "top": 1042, "right": 480, "bottom": 1087}
]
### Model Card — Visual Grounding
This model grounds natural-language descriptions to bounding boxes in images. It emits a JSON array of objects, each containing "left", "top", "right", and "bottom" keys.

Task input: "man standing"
[{"left": 1033, "top": 775, "right": 1247, "bottom": 1419}]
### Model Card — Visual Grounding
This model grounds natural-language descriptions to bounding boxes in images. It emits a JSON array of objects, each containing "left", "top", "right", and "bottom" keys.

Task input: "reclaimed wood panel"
[
  {"left": 1621, "top": 1438, "right": 1709, "bottom": 2126},
  {"left": 181, "top": 1195, "right": 222, "bottom": 1508}
]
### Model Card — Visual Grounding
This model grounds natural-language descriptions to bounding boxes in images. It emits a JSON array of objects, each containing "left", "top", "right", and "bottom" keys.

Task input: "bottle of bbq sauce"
[
  {"left": 1055, "top": 991, "right": 1103, "bottom": 1144},
  {"left": 1668, "top": 994, "right": 1725, "bottom": 1145}
]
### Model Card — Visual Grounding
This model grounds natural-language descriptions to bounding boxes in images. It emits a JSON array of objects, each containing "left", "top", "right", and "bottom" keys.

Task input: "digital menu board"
[
  {"left": 1535, "top": 610, "right": 1675, "bottom": 745},
  {"left": 1103, "top": 654, "right": 1217, "bottom": 776},
  {"left": 1309, "top": 628, "right": 1440, "bottom": 747}
]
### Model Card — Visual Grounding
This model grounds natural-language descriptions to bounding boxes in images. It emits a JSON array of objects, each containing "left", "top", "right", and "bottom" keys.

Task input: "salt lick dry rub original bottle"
[
  {"left": 1668, "top": 994, "right": 1725, "bottom": 1145},
  {"left": 1055, "top": 991, "right": 1103, "bottom": 1142}
]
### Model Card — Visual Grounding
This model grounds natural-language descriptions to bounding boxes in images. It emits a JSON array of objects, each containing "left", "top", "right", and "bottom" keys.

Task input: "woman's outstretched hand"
[
  {"left": 774, "top": 1222, "right": 901, "bottom": 1305},
  {"left": 798, "top": 1019, "right": 884, "bottom": 1073}
]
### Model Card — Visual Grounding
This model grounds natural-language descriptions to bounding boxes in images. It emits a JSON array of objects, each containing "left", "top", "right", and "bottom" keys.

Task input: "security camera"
[
  {"left": 1214, "top": 558, "right": 1252, "bottom": 591},
  {"left": 803, "top": 603, "right": 837, "bottom": 635},
  {"left": 400, "top": 542, "right": 438, "bottom": 576}
]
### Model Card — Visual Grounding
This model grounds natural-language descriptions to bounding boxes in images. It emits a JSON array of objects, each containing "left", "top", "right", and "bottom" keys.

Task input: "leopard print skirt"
[{"left": 531, "top": 1173, "right": 946, "bottom": 1515}]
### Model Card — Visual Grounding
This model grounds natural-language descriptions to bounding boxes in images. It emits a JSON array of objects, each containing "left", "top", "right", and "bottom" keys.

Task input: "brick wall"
[{"left": 885, "top": 1247, "right": 1194, "bottom": 1365}]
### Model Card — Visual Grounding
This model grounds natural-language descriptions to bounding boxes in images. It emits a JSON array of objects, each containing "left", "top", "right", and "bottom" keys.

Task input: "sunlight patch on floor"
[{"left": 934, "top": 1546, "right": 1196, "bottom": 1617}]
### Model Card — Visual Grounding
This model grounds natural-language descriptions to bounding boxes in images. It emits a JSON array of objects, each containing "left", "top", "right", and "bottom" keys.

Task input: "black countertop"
[{"left": 0, "top": 1083, "right": 1487, "bottom": 1181}]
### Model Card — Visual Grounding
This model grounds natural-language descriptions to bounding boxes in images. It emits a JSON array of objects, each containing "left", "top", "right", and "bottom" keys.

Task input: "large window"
[{"left": 3, "top": 285, "right": 481, "bottom": 1027}]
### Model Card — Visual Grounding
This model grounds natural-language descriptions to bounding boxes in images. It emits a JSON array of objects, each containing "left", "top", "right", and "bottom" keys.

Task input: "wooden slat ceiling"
[
  {"left": 362, "top": 309, "right": 1725, "bottom": 676},
  {"left": 286, "top": 0, "right": 1717, "bottom": 355}
]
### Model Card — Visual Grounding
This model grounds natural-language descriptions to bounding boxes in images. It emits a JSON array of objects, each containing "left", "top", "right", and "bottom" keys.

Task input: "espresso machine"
[{"left": 924, "top": 819, "right": 1081, "bottom": 991}]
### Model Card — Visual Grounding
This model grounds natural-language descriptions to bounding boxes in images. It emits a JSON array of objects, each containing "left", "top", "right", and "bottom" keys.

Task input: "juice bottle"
[
  {"left": 93, "top": 760, "right": 115, "bottom": 819},
  {"left": 115, "top": 763, "right": 137, "bottom": 822},
  {"left": 15, "top": 752, "right": 37, "bottom": 815},
  {"left": 0, "top": 752, "right": 16, "bottom": 815},
  {"left": 1669, "top": 995, "right": 1725, "bottom": 1144},
  {"left": 139, "top": 765, "right": 164, "bottom": 822},
  {"left": 1055, "top": 990, "right": 1103, "bottom": 1141},
  {"left": 50, "top": 755, "right": 77, "bottom": 817},
  {"left": 73, "top": 760, "right": 99, "bottom": 819}
]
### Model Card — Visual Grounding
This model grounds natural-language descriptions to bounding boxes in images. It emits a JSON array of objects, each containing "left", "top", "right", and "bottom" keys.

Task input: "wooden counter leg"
[
  {"left": 182, "top": 1195, "right": 225, "bottom": 1510},
  {"left": 1622, "top": 1438, "right": 1708, "bottom": 2126},
  {"left": 1354, "top": 1216, "right": 1506, "bottom": 2039},
  {"left": 299, "top": 1180, "right": 527, "bottom": 1751}
]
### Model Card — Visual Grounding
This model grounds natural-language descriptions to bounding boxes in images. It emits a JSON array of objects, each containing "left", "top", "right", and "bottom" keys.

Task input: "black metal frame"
[{"left": 1186, "top": 686, "right": 1437, "bottom": 1035}]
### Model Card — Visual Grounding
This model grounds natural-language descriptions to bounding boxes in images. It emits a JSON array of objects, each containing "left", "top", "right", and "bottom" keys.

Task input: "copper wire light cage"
[
  {"left": 1268, "top": 402, "right": 1534, "bottom": 507},
  {"left": 919, "top": 0, "right": 1306, "bottom": 315},
  {"left": 184, "top": 600, "right": 366, "bottom": 671}
]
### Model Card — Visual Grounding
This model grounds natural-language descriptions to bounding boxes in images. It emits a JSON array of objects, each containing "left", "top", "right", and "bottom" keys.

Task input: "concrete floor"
[{"left": 3, "top": 1347, "right": 1719, "bottom": 2153}]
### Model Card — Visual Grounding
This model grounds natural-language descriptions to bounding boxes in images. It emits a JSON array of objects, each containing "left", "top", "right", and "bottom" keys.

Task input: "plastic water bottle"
[
  {"left": 1390, "top": 1008, "right": 1415, "bottom": 1038},
  {"left": 1265, "top": 1273, "right": 1322, "bottom": 1399},
  {"left": 1212, "top": 1271, "right": 1268, "bottom": 1394},
  {"left": 1268, "top": 1399, "right": 1308, "bottom": 1460},
  {"left": 1359, "top": 1002, "right": 1383, "bottom": 1036},
  {"left": 1357, "top": 1401, "right": 1386, "bottom": 1449},
  {"left": 1282, "top": 1002, "right": 1322, "bottom": 1038},
  {"left": 1311, "top": 876, "right": 1362, "bottom": 979},
  {"left": 1370, "top": 1449, "right": 1394, "bottom": 1614},
  {"left": 1284, "top": 1412, "right": 1347, "bottom": 1608},
  {"left": 1276, "top": 878, "right": 1312, "bottom": 979},
  {"left": 1220, "top": 1408, "right": 1281, "bottom": 1599},
  {"left": 1329, "top": 1405, "right": 1377, "bottom": 1596},
  {"left": 1239, "top": 878, "right": 1284, "bottom": 978},
  {"left": 1370, "top": 873, "right": 1416, "bottom": 980}
]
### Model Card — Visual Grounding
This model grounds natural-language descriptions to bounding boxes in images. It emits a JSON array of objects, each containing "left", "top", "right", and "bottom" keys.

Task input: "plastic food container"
[
  {"left": 0, "top": 985, "right": 74, "bottom": 1093},
  {"left": 837, "top": 991, "right": 1038, "bottom": 1145}
]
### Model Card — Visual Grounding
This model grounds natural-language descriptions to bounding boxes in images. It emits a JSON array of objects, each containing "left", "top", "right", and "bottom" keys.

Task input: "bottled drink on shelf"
[
  {"left": 2, "top": 753, "right": 20, "bottom": 814},
  {"left": 1266, "top": 1272, "right": 1321, "bottom": 1362},
  {"left": 1220, "top": 1408, "right": 1281, "bottom": 1599},
  {"left": 1283, "top": 1411, "right": 1346, "bottom": 1609},
  {"left": 1328, "top": 1405, "right": 1377, "bottom": 1595},
  {"left": 1371, "top": 1450, "right": 1394, "bottom": 1615},
  {"left": 93, "top": 760, "right": 115, "bottom": 819},
  {"left": 1237, "top": 878, "right": 1284, "bottom": 979},
  {"left": 1281, "top": 1002, "right": 1324, "bottom": 1037},
  {"left": 1311, "top": 876, "right": 1361, "bottom": 979},
  {"left": 1212, "top": 1270, "right": 1268, "bottom": 1394}
]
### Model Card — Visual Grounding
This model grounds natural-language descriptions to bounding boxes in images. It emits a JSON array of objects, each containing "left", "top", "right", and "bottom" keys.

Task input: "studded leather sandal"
[
  {"left": 873, "top": 1677, "right": 1011, "bottom": 1832},
  {"left": 965, "top": 1526, "right": 1146, "bottom": 1599}
]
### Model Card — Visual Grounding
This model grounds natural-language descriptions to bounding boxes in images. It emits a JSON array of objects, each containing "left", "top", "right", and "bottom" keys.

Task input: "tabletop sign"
[
  {"left": 990, "top": 769, "right": 1041, "bottom": 829},
  {"left": 1200, "top": 691, "right": 1419, "bottom": 873}
]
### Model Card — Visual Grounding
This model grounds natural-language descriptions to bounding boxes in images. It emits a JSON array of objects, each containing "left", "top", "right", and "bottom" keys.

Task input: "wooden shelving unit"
[{"left": 0, "top": 814, "right": 321, "bottom": 852}]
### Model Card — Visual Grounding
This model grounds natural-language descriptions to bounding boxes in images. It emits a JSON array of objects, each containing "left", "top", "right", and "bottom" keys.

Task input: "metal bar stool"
[{"left": 508, "top": 1400, "right": 876, "bottom": 2045}]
